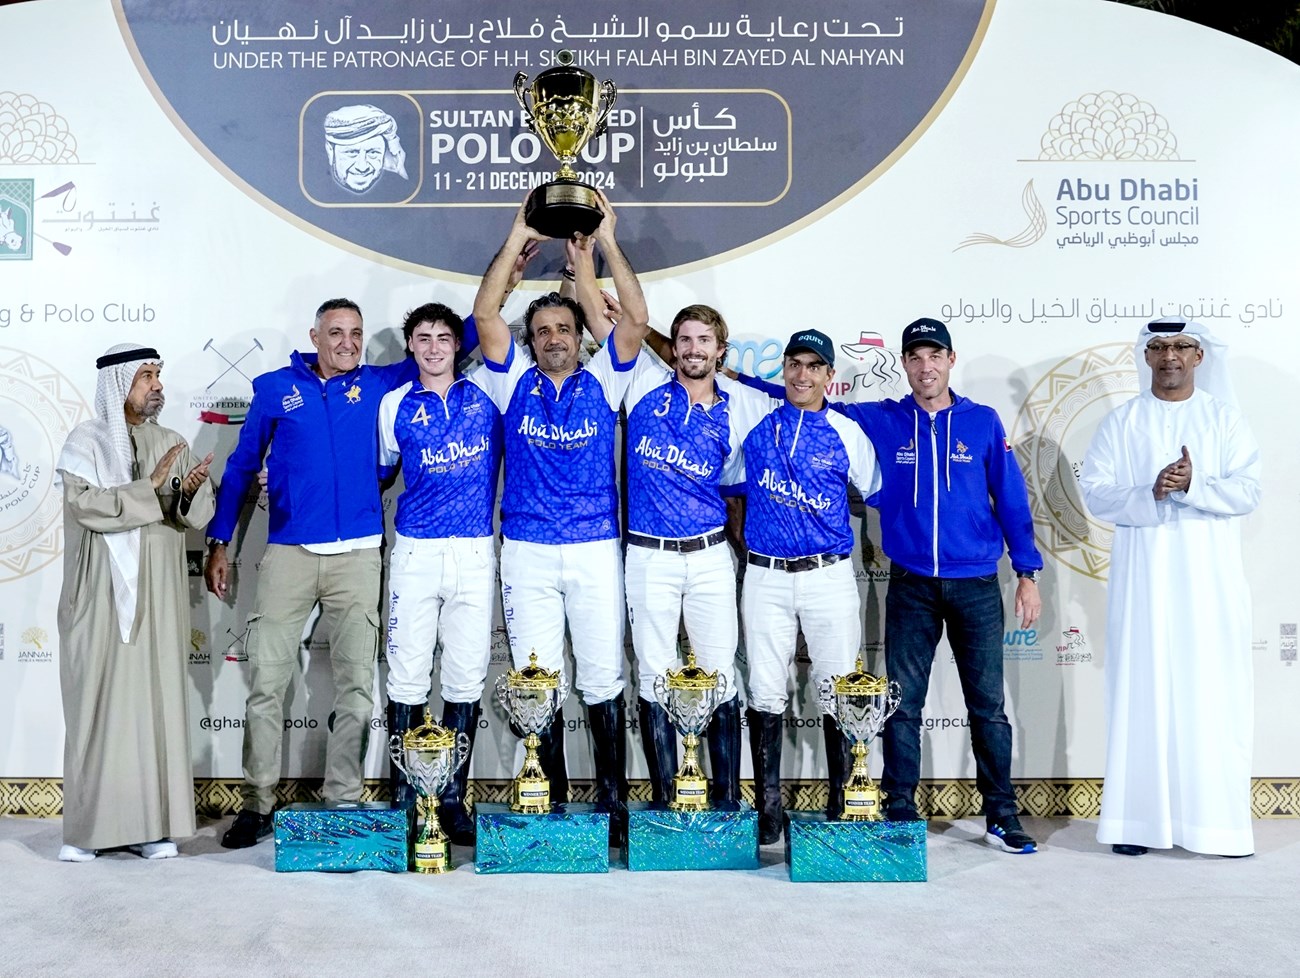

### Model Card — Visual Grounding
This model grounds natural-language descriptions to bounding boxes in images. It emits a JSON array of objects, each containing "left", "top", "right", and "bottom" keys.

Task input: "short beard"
[{"left": 140, "top": 394, "right": 165, "bottom": 419}]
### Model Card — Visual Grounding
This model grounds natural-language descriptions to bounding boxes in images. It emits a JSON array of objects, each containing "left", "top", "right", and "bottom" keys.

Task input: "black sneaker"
[
  {"left": 984, "top": 814, "right": 1037, "bottom": 854},
  {"left": 1111, "top": 843, "right": 1148, "bottom": 857},
  {"left": 221, "top": 810, "right": 274, "bottom": 849}
]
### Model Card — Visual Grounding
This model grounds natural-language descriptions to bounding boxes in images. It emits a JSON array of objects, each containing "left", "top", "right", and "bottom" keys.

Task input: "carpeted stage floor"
[{"left": 1, "top": 815, "right": 1296, "bottom": 978}]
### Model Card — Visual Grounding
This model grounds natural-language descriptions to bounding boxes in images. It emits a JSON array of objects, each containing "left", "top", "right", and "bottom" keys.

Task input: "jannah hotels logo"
[{"left": 18, "top": 625, "right": 52, "bottom": 662}]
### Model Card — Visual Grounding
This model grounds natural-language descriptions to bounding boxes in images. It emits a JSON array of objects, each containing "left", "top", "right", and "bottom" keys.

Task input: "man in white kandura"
[
  {"left": 55, "top": 343, "right": 215, "bottom": 862},
  {"left": 1080, "top": 318, "right": 1261, "bottom": 858}
]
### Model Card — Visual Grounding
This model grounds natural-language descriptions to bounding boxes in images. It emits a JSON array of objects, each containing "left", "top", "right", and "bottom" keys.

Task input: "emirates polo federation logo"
[
  {"left": 0, "top": 349, "right": 92, "bottom": 582},
  {"left": 1008, "top": 343, "right": 1138, "bottom": 580}
]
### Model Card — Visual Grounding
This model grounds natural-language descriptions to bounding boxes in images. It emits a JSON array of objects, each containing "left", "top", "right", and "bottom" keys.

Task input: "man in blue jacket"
[
  {"left": 850, "top": 318, "right": 1043, "bottom": 853},
  {"left": 205, "top": 298, "right": 418, "bottom": 849}
]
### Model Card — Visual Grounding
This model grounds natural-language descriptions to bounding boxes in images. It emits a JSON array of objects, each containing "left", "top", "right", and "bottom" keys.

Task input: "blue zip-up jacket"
[
  {"left": 736, "top": 374, "right": 1042, "bottom": 577},
  {"left": 208, "top": 351, "right": 417, "bottom": 546},
  {"left": 841, "top": 392, "right": 1043, "bottom": 578}
]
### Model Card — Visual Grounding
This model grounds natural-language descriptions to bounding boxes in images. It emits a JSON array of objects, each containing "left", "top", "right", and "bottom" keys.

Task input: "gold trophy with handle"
[
  {"left": 496, "top": 651, "right": 570, "bottom": 813},
  {"left": 818, "top": 659, "right": 901, "bottom": 821},
  {"left": 513, "top": 51, "right": 617, "bottom": 237},
  {"left": 388, "top": 711, "right": 470, "bottom": 872},
  {"left": 654, "top": 650, "right": 728, "bottom": 811}
]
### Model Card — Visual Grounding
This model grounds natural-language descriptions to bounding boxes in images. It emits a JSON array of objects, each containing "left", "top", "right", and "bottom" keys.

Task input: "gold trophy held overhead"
[{"left": 513, "top": 50, "right": 618, "bottom": 237}]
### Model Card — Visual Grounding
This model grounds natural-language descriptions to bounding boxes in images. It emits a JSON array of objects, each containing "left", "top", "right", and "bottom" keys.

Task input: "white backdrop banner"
[{"left": 1, "top": 0, "right": 1297, "bottom": 783}]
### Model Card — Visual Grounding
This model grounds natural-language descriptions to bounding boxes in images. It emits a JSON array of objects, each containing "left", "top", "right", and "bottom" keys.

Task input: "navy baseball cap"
[
  {"left": 901, "top": 317, "right": 953, "bottom": 353},
  {"left": 784, "top": 329, "right": 835, "bottom": 367}
]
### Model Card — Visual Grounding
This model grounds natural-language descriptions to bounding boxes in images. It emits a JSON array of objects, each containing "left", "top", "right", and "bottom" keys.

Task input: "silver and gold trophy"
[
  {"left": 514, "top": 51, "right": 617, "bottom": 237},
  {"left": 818, "top": 659, "right": 902, "bottom": 821},
  {"left": 388, "top": 711, "right": 470, "bottom": 873},
  {"left": 653, "top": 650, "right": 728, "bottom": 811},
  {"left": 496, "top": 651, "right": 570, "bottom": 814}
]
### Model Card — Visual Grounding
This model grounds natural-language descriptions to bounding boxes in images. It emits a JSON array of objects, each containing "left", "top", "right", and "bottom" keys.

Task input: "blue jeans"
[{"left": 879, "top": 567, "right": 1017, "bottom": 819}]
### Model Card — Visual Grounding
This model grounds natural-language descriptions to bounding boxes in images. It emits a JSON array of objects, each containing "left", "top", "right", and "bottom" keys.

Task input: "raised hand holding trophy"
[{"left": 513, "top": 51, "right": 617, "bottom": 237}]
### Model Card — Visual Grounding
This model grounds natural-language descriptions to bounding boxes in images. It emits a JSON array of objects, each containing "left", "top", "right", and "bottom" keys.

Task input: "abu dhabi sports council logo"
[
  {"left": 0, "top": 349, "right": 92, "bottom": 582},
  {"left": 1009, "top": 343, "right": 1138, "bottom": 581},
  {"left": 956, "top": 91, "right": 1189, "bottom": 253}
]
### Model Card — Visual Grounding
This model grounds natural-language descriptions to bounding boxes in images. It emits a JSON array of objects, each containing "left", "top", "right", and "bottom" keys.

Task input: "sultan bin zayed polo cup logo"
[
  {"left": 1008, "top": 343, "right": 1137, "bottom": 581},
  {"left": 0, "top": 349, "right": 92, "bottom": 581}
]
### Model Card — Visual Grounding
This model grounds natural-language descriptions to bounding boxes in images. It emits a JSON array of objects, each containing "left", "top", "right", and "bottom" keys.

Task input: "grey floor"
[{"left": 1, "top": 815, "right": 1297, "bottom": 978}]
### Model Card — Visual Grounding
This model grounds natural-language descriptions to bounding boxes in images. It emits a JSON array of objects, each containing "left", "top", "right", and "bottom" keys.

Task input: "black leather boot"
[
  {"left": 536, "top": 712, "right": 569, "bottom": 806},
  {"left": 706, "top": 696, "right": 742, "bottom": 805},
  {"left": 747, "top": 708, "right": 785, "bottom": 844},
  {"left": 637, "top": 697, "right": 678, "bottom": 806},
  {"left": 439, "top": 700, "right": 480, "bottom": 846},
  {"left": 823, "top": 716, "right": 853, "bottom": 821},
  {"left": 386, "top": 701, "right": 423, "bottom": 809},
  {"left": 588, "top": 698, "right": 629, "bottom": 847}
]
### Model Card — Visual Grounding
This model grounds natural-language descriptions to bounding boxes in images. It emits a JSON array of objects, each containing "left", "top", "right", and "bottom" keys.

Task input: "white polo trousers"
[
  {"left": 741, "top": 558, "right": 862, "bottom": 714},
  {"left": 624, "top": 539, "right": 739, "bottom": 702},
  {"left": 384, "top": 534, "right": 495, "bottom": 705},
  {"left": 500, "top": 537, "right": 626, "bottom": 704}
]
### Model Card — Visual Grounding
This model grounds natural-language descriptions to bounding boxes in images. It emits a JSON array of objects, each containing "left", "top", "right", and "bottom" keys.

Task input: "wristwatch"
[
  {"left": 205, "top": 537, "right": 228, "bottom": 550},
  {"left": 1016, "top": 570, "right": 1041, "bottom": 583}
]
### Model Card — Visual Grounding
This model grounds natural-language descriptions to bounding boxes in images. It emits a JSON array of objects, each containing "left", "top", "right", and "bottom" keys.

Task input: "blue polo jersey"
[
  {"left": 623, "top": 356, "right": 776, "bottom": 537},
  {"left": 378, "top": 377, "right": 502, "bottom": 539},
  {"left": 469, "top": 335, "right": 637, "bottom": 544},
  {"left": 737, "top": 402, "right": 882, "bottom": 559}
]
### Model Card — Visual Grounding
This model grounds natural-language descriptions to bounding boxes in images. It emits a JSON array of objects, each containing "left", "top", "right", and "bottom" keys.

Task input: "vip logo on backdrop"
[
  {"left": 1055, "top": 626, "right": 1092, "bottom": 665},
  {"left": 18, "top": 626, "right": 52, "bottom": 663},
  {"left": 956, "top": 91, "right": 1201, "bottom": 255},
  {"left": 489, "top": 625, "right": 511, "bottom": 664},
  {"left": 1009, "top": 343, "right": 1138, "bottom": 581},
  {"left": 832, "top": 333, "right": 902, "bottom": 399},
  {"left": 0, "top": 350, "right": 92, "bottom": 582}
]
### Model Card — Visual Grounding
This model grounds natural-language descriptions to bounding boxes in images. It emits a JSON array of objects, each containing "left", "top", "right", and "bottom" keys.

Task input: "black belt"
[
  {"left": 747, "top": 552, "right": 850, "bottom": 574},
  {"left": 627, "top": 529, "right": 728, "bottom": 554}
]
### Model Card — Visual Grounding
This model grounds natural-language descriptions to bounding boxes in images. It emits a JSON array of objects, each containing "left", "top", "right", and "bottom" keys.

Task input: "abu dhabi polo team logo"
[
  {"left": 956, "top": 91, "right": 1188, "bottom": 253},
  {"left": 0, "top": 349, "right": 92, "bottom": 582},
  {"left": 1008, "top": 343, "right": 1138, "bottom": 581}
]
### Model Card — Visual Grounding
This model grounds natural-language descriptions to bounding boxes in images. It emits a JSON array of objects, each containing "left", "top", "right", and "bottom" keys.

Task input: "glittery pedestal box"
[
  {"left": 474, "top": 802, "right": 610, "bottom": 874},
  {"left": 625, "top": 801, "right": 760, "bottom": 871},
  {"left": 784, "top": 812, "right": 927, "bottom": 882},
  {"left": 273, "top": 802, "right": 409, "bottom": 873}
]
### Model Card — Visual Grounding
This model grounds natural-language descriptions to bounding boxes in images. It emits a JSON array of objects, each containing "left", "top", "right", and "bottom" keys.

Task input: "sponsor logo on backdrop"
[
  {"left": 189, "top": 628, "right": 210, "bottom": 666},
  {"left": 0, "top": 622, "right": 4, "bottom": 660},
  {"left": 958, "top": 91, "right": 1204, "bottom": 255},
  {"left": 1055, "top": 626, "right": 1092, "bottom": 665},
  {"left": 1009, "top": 343, "right": 1138, "bottom": 581},
  {"left": 18, "top": 626, "right": 52, "bottom": 663},
  {"left": 223, "top": 625, "right": 249, "bottom": 662},
  {"left": 1281, "top": 624, "right": 1297, "bottom": 665},
  {"left": 489, "top": 625, "right": 510, "bottom": 664},
  {"left": 0, "top": 350, "right": 92, "bottom": 582},
  {"left": 1004, "top": 625, "right": 1042, "bottom": 662},
  {"left": 194, "top": 337, "right": 261, "bottom": 424},
  {"left": 0, "top": 94, "right": 80, "bottom": 261},
  {"left": 120, "top": 1, "right": 991, "bottom": 274},
  {"left": 727, "top": 331, "right": 903, "bottom": 399}
]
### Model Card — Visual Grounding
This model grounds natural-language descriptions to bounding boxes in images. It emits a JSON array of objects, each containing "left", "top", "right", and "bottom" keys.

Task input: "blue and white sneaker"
[{"left": 984, "top": 814, "right": 1037, "bottom": 854}]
